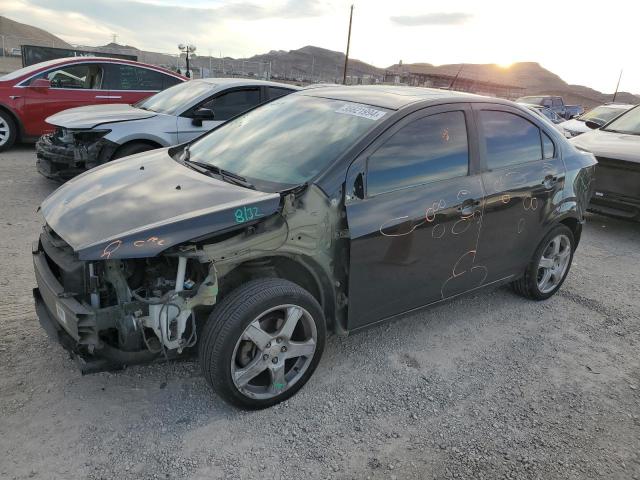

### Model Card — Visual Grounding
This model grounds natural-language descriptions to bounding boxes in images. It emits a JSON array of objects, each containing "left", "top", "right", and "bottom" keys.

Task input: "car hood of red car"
[{"left": 45, "top": 103, "right": 157, "bottom": 129}]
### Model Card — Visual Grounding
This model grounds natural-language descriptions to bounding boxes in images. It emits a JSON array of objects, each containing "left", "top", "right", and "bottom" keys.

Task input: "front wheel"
[
  {"left": 512, "top": 224, "right": 575, "bottom": 300},
  {"left": 199, "top": 278, "right": 326, "bottom": 409}
]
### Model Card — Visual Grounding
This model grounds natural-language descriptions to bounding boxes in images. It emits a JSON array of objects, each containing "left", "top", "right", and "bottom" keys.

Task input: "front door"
[
  {"left": 473, "top": 105, "right": 566, "bottom": 282},
  {"left": 177, "top": 87, "right": 262, "bottom": 143},
  {"left": 345, "top": 104, "right": 487, "bottom": 330},
  {"left": 21, "top": 62, "right": 109, "bottom": 136}
]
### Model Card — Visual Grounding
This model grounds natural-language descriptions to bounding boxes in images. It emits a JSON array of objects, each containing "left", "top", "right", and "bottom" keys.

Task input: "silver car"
[{"left": 36, "top": 78, "right": 299, "bottom": 180}]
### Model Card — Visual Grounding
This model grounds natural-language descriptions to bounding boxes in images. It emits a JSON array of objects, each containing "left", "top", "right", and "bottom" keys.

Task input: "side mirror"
[
  {"left": 191, "top": 107, "right": 214, "bottom": 126},
  {"left": 584, "top": 120, "right": 601, "bottom": 130},
  {"left": 30, "top": 78, "right": 51, "bottom": 90}
]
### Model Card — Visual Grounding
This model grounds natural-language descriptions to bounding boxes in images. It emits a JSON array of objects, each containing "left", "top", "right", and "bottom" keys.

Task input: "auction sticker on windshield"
[{"left": 335, "top": 104, "right": 387, "bottom": 121}]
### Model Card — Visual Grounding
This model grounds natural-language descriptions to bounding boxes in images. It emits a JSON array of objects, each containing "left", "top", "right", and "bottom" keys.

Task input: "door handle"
[
  {"left": 457, "top": 199, "right": 480, "bottom": 217},
  {"left": 542, "top": 174, "right": 558, "bottom": 188}
]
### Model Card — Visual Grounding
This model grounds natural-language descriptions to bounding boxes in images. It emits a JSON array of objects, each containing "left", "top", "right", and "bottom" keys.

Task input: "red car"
[{"left": 0, "top": 57, "right": 186, "bottom": 151}]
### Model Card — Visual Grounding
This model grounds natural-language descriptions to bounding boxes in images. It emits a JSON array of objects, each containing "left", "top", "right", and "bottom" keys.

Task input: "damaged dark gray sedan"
[{"left": 33, "top": 86, "right": 596, "bottom": 408}]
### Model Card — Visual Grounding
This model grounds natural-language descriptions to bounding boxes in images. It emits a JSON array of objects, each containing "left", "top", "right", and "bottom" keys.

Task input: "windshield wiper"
[{"left": 183, "top": 158, "right": 256, "bottom": 190}]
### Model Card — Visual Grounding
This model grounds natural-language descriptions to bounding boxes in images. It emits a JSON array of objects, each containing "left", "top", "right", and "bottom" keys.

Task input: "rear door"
[
  {"left": 473, "top": 104, "right": 565, "bottom": 282},
  {"left": 21, "top": 62, "right": 109, "bottom": 136},
  {"left": 345, "top": 104, "right": 487, "bottom": 330},
  {"left": 176, "top": 86, "right": 262, "bottom": 142}
]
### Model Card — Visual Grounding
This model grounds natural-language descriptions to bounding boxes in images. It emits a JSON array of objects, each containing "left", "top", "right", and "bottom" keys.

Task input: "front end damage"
[
  {"left": 33, "top": 185, "right": 347, "bottom": 373},
  {"left": 36, "top": 128, "right": 118, "bottom": 181}
]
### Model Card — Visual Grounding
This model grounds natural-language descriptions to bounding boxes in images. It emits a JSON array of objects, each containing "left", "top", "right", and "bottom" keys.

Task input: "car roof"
[
  {"left": 299, "top": 85, "right": 478, "bottom": 110},
  {"left": 195, "top": 77, "right": 301, "bottom": 89},
  {"left": 599, "top": 103, "right": 635, "bottom": 109}
]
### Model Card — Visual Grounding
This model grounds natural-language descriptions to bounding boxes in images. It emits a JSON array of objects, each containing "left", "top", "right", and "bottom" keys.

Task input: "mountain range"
[{"left": 1, "top": 15, "right": 637, "bottom": 109}]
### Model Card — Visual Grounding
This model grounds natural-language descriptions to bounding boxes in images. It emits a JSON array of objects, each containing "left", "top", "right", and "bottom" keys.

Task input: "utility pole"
[
  {"left": 612, "top": 69, "right": 623, "bottom": 102},
  {"left": 342, "top": 4, "right": 353, "bottom": 85},
  {"left": 449, "top": 64, "right": 464, "bottom": 90}
]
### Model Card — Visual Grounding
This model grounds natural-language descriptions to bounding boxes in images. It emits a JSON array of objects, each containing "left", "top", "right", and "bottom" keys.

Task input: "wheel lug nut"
[
  {"left": 281, "top": 346, "right": 287, "bottom": 353},
  {"left": 272, "top": 357, "right": 278, "bottom": 364},
  {"left": 263, "top": 354, "right": 269, "bottom": 361},
  {"left": 265, "top": 342, "right": 271, "bottom": 348},
  {"left": 276, "top": 337, "right": 282, "bottom": 344}
]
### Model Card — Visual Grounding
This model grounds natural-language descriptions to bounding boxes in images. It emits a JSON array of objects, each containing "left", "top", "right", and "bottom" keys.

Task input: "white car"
[
  {"left": 36, "top": 78, "right": 299, "bottom": 180},
  {"left": 560, "top": 103, "right": 634, "bottom": 138}
]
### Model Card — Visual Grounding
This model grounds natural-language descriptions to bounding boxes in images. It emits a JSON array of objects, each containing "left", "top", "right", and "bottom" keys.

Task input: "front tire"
[
  {"left": 512, "top": 224, "right": 575, "bottom": 300},
  {"left": 199, "top": 278, "right": 326, "bottom": 409},
  {"left": 0, "top": 110, "right": 17, "bottom": 152}
]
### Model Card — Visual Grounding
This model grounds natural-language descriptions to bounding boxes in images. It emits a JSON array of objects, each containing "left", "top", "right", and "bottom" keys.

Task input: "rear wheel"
[
  {"left": 112, "top": 141, "right": 155, "bottom": 160},
  {"left": 512, "top": 224, "right": 575, "bottom": 300},
  {"left": 199, "top": 278, "right": 326, "bottom": 409},
  {"left": 0, "top": 110, "right": 17, "bottom": 152}
]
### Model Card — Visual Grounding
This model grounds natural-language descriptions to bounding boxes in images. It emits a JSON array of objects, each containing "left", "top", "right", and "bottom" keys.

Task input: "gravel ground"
[{"left": 1, "top": 145, "right": 639, "bottom": 480}]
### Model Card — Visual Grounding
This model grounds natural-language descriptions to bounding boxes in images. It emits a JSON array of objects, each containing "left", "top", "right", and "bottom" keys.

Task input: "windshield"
[
  {"left": 603, "top": 105, "right": 640, "bottom": 135},
  {"left": 579, "top": 105, "right": 629, "bottom": 125},
  {"left": 184, "top": 94, "right": 389, "bottom": 188},
  {"left": 135, "top": 80, "right": 210, "bottom": 114},
  {"left": 0, "top": 58, "right": 73, "bottom": 82}
]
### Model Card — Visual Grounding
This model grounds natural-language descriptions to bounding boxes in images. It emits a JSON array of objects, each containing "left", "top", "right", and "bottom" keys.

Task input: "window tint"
[
  {"left": 208, "top": 88, "right": 261, "bottom": 120},
  {"left": 163, "top": 75, "right": 182, "bottom": 89},
  {"left": 542, "top": 99, "right": 552, "bottom": 107},
  {"left": 30, "top": 64, "right": 103, "bottom": 89},
  {"left": 367, "top": 111, "right": 469, "bottom": 196},
  {"left": 480, "top": 110, "right": 543, "bottom": 169},
  {"left": 268, "top": 87, "right": 293, "bottom": 100},
  {"left": 104, "top": 64, "right": 168, "bottom": 90},
  {"left": 552, "top": 98, "right": 562, "bottom": 107},
  {"left": 542, "top": 131, "right": 555, "bottom": 159}
]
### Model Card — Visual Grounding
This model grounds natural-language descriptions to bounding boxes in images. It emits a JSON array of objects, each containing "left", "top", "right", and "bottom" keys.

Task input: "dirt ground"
[{"left": 1, "top": 145, "right": 639, "bottom": 480}]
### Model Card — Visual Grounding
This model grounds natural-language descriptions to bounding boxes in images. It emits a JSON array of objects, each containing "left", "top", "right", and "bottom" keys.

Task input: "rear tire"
[
  {"left": 512, "top": 224, "right": 575, "bottom": 300},
  {"left": 0, "top": 110, "right": 17, "bottom": 152},
  {"left": 112, "top": 141, "right": 155, "bottom": 160},
  {"left": 199, "top": 278, "right": 326, "bottom": 409}
]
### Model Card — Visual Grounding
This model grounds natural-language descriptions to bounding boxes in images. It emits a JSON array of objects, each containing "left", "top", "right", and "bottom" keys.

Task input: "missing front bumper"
[{"left": 35, "top": 134, "right": 118, "bottom": 181}]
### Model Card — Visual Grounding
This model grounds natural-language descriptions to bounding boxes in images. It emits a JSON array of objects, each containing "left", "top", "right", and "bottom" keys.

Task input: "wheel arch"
[
  {"left": 558, "top": 216, "right": 582, "bottom": 248},
  {"left": 218, "top": 254, "right": 338, "bottom": 331}
]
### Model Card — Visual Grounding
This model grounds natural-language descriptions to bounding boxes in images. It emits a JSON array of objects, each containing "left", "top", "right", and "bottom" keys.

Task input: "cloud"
[{"left": 390, "top": 12, "right": 472, "bottom": 27}]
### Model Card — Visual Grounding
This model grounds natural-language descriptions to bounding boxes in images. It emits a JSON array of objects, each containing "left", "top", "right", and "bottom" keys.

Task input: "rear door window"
[
  {"left": 367, "top": 111, "right": 469, "bottom": 196},
  {"left": 103, "top": 64, "right": 169, "bottom": 91},
  {"left": 267, "top": 87, "right": 294, "bottom": 100},
  {"left": 479, "top": 110, "right": 550, "bottom": 169}
]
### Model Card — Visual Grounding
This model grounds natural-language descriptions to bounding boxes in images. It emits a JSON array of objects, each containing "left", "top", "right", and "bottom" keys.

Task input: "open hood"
[
  {"left": 45, "top": 103, "right": 158, "bottom": 129},
  {"left": 571, "top": 129, "right": 640, "bottom": 164},
  {"left": 39, "top": 148, "right": 281, "bottom": 260}
]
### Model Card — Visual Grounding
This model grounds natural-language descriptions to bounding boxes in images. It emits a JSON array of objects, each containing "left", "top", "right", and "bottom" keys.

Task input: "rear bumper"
[{"left": 35, "top": 134, "right": 117, "bottom": 181}]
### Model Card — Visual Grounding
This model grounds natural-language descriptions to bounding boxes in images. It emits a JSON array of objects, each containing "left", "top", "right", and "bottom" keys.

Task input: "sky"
[{"left": 2, "top": 0, "right": 638, "bottom": 93}]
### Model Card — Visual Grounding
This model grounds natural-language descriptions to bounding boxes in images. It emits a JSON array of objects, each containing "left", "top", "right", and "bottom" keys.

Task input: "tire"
[
  {"left": 0, "top": 110, "right": 17, "bottom": 152},
  {"left": 199, "top": 278, "right": 326, "bottom": 409},
  {"left": 112, "top": 142, "right": 155, "bottom": 160},
  {"left": 512, "top": 224, "right": 575, "bottom": 300}
]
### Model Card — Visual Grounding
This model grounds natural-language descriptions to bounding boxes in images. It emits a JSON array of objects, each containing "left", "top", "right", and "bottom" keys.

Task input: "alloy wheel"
[
  {"left": 231, "top": 304, "right": 317, "bottom": 400},
  {"left": 537, "top": 234, "right": 571, "bottom": 294}
]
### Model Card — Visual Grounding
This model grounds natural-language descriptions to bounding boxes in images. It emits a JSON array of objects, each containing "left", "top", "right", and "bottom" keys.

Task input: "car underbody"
[
  {"left": 36, "top": 128, "right": 119, "bottom": 180},
  {"left": 33, "top": 185, "right": 348, "bottom": 373}
]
